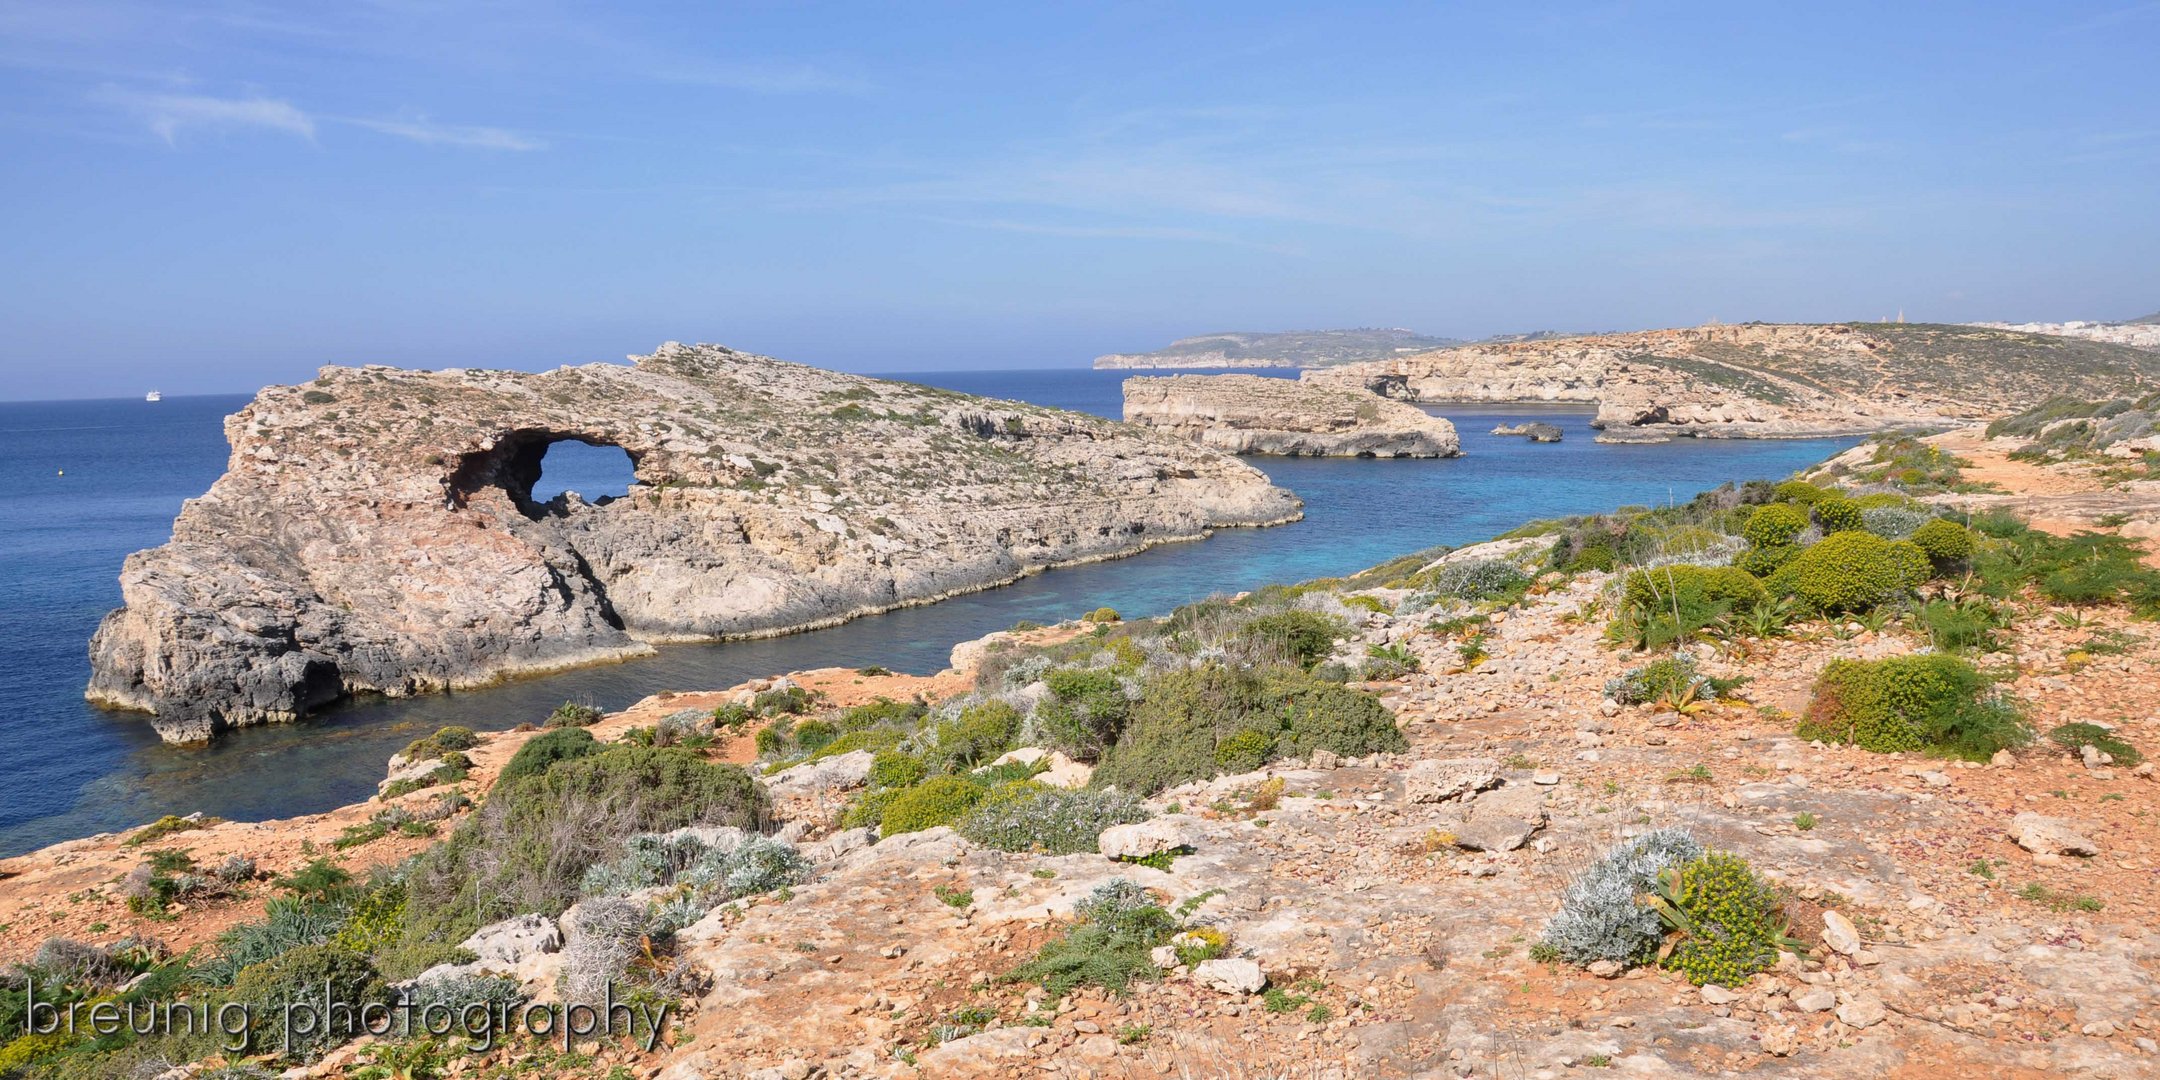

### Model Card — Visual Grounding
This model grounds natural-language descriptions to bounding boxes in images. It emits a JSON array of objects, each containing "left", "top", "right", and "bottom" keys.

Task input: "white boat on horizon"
[{"left": 145, "top": 390, "right": 162, "bottom": 402}]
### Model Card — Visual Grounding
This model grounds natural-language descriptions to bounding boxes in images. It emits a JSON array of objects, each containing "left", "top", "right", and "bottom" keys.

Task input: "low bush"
[
  {"left": 497, "top": 726, "right": 601, "bottom": 783},
  {"left": 1740, "top": 503, "right": 1809, "bottom": 548},
  {"left": 1909, "top": 519, "right": 1974, "bottom": 566},
  {"left": 402, "top": 747, "right": 768, "bottom": 950},
  {"left": 1798, "top": 654, "right": 2030, "bottom": 759},
  {"left": 1766, "top": 531, "right": 1930, "bottom": 613},
  {"left": 1861, "top": 505, "right": 1932, "bottom": 540},
  {"left": 1235, "top": 610, "right": 1347, "bottom": 668},
  {"left": 1772, "top": 480, "right": 1830, "bottom": 505},
  {"left": 2048, "top": 722, "right": 2142, "bottom": 766},
  {"left": 1090, "top": 663, "right": 1402, "bottom": 795},
  {"left": 957, "top": 783, "right": 1149, "bottom": 854},
  {"left": 402, "top": 725, "right": 480, "bottom": 762},
  {"left": 1648, "top": 853, "right": 1790, "bottom": 987},
  {"left": 1737, "top": 542, "right": 1799, "bottom": 578},
  {"left": 1007, "top": 879, "right": 1177, "bottom": 997},
  {"left": 1603, "top": 654, "right": 1743, "bottom": 708},
  {"left": 545, "top": 701, "right": 605, "bottom": 728},
  {"left": 1084, "top": 607, "right": 1122, "bottom": 623},
  {"left": 1425, "top": 559, "right": 1532, "bottom": 603},
  {"left": 1913, "top": 596, "right": 2007, "bottom": 652},
  {"left": 880, "top": 776, "right": 987, "bottom": 837},
  {"left": 925, "top": 702, "right": 1021, "bottom": 772},
  {"left": 228, "top": 944, "right": 389, "bottom": 1055},
  {"left": 1539, "top": 829, "right": 1704, "bottom": 966},
  {"left": 1038, "top": 668, "right": 1132, "bottom": 761},
  {"left": 1812, "top": 496, "right": 1864, "bottom": 533},
  {"left": 868, "top": 750, "right": 926, "bottom": 790},
  {"left": 1620, "top": 565, "right": 1766, "bottom": 611}
]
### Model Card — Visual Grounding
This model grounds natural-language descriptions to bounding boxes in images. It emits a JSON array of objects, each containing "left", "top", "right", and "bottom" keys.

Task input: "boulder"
[
  {"left": 764, "top": 750, "right": 875, "bottom": 798},
  {"left": 2011, "top": 812, "right": 2099, "bottom": 857},
  {"left": 460, "top": 913, "right": 561, "bottom": 969},
  {"left": 1194, "top": 958, "right": 1267, "bottom": 995},
  {"left": 1451, "top": 783, "right": 1547, "bottom": 852},
  {"left": 1820, "top": 910, "right": 1863, "bottom": 956},
  {"left": 1404, "top": 758, "right": 1503, "bottom": 804},
  {"left": 1099, "top": 817, "right": 1199, "bottom": 861}
]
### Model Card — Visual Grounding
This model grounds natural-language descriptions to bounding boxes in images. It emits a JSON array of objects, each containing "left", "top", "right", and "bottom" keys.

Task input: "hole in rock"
[{"left": 529, "top": 440, "right": 637, "bottom": 503}]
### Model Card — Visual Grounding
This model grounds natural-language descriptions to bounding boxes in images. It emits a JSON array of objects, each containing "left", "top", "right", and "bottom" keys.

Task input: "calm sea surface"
[{"left": 0, "top": 369, "right": 1856, "bottom": 855}]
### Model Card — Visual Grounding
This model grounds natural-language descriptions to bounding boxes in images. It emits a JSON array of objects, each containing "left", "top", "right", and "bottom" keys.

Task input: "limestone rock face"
[
  {"left": 1303, "top": 322, "right": 2160, "bottom": 439},
  {"left": 87, "top": 344, "right": 1301, "bottom": 742},
  {"left": 1122, "top": 374, "right": 1461, "bottom": 458}
]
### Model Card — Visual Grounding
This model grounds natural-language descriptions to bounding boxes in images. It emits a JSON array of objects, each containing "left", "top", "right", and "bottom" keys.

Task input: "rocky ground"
[
  {"left": 10, "top": 434, "right": 2160, "bottom": 1079},
  {"left": 1122, "top": 375, "right": 1462, "bottom": 458}
]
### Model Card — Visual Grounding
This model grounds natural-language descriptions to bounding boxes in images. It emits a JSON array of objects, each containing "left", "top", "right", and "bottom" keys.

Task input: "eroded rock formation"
[
  {"left": 1122, "top": 374, "right": 1461, "bottom": 458},
  {"left": 87, "top": 344, "right": 1300, "bottom": 741},
  {"left": 1303, "top": 322, "right": 2160, "bottom": 439}
]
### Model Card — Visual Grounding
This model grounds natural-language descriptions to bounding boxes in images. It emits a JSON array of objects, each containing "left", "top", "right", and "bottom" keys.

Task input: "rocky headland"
[
  {"left": 86, "top": 344, "right": 1300, "bottom": 742},
  {"left": 1303, "top": 322, "right": 2160, "bottom": 441},
  {"left": 1093, "top": 328, "right": 1460, "bottom": 370},
  {"left": 1122, "top": 374, "right": 1462, "bottom": 458}
]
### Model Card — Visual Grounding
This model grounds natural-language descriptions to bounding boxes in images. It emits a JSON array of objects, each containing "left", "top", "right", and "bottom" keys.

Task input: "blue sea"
[{"left": 0, "top": 369, "right": 1857, "bottom": 855}]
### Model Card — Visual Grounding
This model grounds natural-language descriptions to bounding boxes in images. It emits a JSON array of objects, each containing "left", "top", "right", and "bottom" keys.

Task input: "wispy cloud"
[
  {"left": 350, "top": 115, "right": 545, "bottom": 151},
  {"left": 641, "top": 59, "right": 870, "bottom": 95},
  {"left": 93, "top": 86, "right": 314, "bottom": 142}
]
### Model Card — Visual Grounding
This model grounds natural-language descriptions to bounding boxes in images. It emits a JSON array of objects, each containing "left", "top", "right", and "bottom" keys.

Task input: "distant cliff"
[
  {"left": 1122, "top": 375, "right": 1461, "bottom": 458},
  {"left": 87, "top": 345, "right": 1301, "bottom": 742},
  {"left": 1093, "top": 328, "right": 1460, "bottom": 370},
  {"left": 1303, "top": 322, "right": 2160, "bottom": 441}
]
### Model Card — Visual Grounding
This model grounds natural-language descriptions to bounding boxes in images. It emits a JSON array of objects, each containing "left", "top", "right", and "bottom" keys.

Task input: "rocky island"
[
  {"left": 86, "top": 344, "right": 1300, "bottom": 742},
  {"left": 1303, "top": 322, "right": 2160, "bottom": 441},
  {"left": 1122, "top": 374, "right": 1462, "bottom": 457},
  {"left": 1093, "top": 328, "right": 1460, "bottom": 369}
]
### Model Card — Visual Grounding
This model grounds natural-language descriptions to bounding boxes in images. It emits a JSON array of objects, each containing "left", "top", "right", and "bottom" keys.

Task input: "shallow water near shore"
[{"left": 0, "top": 370, "right": 1858, "bottom": 855}]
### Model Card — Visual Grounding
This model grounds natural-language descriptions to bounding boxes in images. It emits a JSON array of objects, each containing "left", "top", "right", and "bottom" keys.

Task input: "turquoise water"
[{"left": 0, "top": 370, "right": 1856, "bottom": 855}]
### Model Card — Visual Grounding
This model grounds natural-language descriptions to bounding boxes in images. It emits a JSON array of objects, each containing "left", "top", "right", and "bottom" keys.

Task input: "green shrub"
[
  {"left": 1038, "top": 668, "right": 1132, "bottom": 760},
  {"left": 1236, "top": 610, "right": 1346, "bottom": 668},
  {"left": 546, "top": 701, "right": 604, "bottom": 728},
  {"left": 1092, "top": 664, "right": 1400, "bottom": 794},
  {"left": 1650, "top": 854, "right": 1788, "bottom": 987},
  {"left": 1914, "top": 597, "right": 2007, "bottom": 652},
  {"left": 1084, "top": 607, "right": 1122, "bottom": 623},
  {"left": 228, "top": 944, "right": 389, "bottom": 1055},
  {"left": 1767, "top": 531, "right": 1929, "bottom": 612},
  {"left": 2048, "top": 722, "right": 2142, "bottom": 766},
  {"left": 1737, "top": 543, "right": 1799, "bottom": 578},
  {"left": 1620, "top": 565, "right": 1767, "bottom": 611},
  {"left": 880, "top": 776, "right": 986, "bottom": 836},
  {"left": 1007, "top": 880, "right": 1176, "bottom": 997},
  {"left": 838, "top": 697, "right": 927, "bottom": 730},
  {"left": 957, "top": 783, "right": 1149, "bottom": 854},
  {"left": 868, "top": 750, "right": 927, "bottom": 790},
  {"left": 1740, "top": 503, "right": 1808, "bottom": 548},
  {"left": 1909, "top": 519, "right": 1974, "bottom": 566},
  {"left": 1423, "top": 559, "right": 1533, "bottom": 603},
  {"left": 1603, "top": 654, "right": 1743, "bottom": 708},
  {"left": 1798, "top": 654, "right": 2030, "bottom": 759},
  {"left": 497, "top": 726, "right": 600, "bottom": 783},
  {"left": 1772, "top": 480, "right": 1829, "bottom": 505},
  {"left": 1812, "top": 496, "right": 1864, "bottom": 534},
  {"left": 402, "top": 725, "right": 480, "bottom": 761},
  {"left": 1265, "top": 673, "right": 1405, "bottom": 761},
  {"left": 1213, "top": 729, "right": 1274, "bottom": 772},
  {"left": 404, "top": 747, "right": 768, "bottom": 947},
  {"left": 926, "top": 702, "right": 1021, "bottom": 772},
  {"left": 792, "top": 719, "right": 837, "bottom": 754}
]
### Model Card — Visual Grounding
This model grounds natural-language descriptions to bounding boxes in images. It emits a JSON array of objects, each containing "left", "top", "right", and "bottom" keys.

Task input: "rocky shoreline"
[
  {"left": 1122, "top": 374, "right": 1462, "bottom": 458},
  {"left": 85, "top": 345, "right": 1301, "bottom": 743}
]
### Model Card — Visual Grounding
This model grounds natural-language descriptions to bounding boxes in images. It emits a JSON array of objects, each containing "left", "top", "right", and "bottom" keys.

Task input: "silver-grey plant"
[{"left": 1539, "top": 828, "right": 1704, "bottom": 966}]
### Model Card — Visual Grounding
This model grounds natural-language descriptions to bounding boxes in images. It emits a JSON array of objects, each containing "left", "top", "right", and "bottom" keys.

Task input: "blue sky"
[{"left": 2, "top": 1, "right": 2157, "bottom": 400}]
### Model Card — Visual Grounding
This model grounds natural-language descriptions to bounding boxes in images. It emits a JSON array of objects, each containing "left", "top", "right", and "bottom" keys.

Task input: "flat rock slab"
[{"left": 2011, "top": 811, "right": 2098, "bottom": 856}]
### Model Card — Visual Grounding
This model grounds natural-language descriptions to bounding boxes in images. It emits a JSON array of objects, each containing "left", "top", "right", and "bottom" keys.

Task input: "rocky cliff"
[
  {"left": 1303, "top": 322, "right": 2160, "bottom": 440},
  {"left": 1122, "top": 374, "right": 1462, "bottom": 457},
  {"left": 1093, "top": 328, "right": 1459, "bottom": 369},
  {"left": 87, "top": 344, "right": 1301, "bottom": 742}
]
